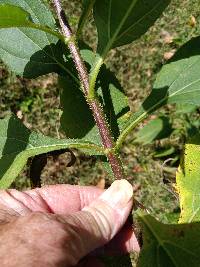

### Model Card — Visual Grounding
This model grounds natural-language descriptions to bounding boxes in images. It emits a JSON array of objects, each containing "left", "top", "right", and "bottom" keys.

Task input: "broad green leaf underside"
[
  {"left": 138, "top": 214, "right": 200, "bottom": 267},
  {"left": 0, "top": 115, "right": 103, "bottom": 189}
]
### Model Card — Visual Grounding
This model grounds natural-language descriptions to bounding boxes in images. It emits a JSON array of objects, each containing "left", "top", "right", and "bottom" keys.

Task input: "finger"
[
  {"left": 103, "top": 222, "right": 140, "bottom": 254},
  {"left": 93, "top": 222, "right": 140, "bottom": 255},
  {"left": 58, "top": 180, "right": 136, "bottom": 266},
  {"left": 0, "top": 185, "right": 103, "bottom": 215},
  {"left": 0, "top": 183, "right": 140, "bottom": 254}
]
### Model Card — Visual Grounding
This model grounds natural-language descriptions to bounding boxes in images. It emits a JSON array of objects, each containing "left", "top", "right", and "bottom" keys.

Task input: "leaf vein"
[{"left": 115, "top": 0, "right": 163, "bottom": 43}]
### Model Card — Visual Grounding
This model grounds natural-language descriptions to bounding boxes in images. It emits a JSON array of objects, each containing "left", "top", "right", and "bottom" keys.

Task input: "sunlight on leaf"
[
  {"left": 138, "top": 214, "right": 200, "bottom": 267},
  {"left": 0, "top": 4, "right": 62, "bottom": 39},
  {"left": 0, "top": 115, "right": 102, "bottom": 188},
  {"left": 118, "top": 37, "right": 200, "bottom": 148},
  {"left": 177, "top": 134, "right": 200, "bottom": 223},
  {"left": 135, "top": 116, "right": 173, "bottom": 145},
  {"left": 94, "top": 0, "right": 170, "bottom": 58},
  {"left": 0, "top": 0, "right": 67, "bottom": 78}
]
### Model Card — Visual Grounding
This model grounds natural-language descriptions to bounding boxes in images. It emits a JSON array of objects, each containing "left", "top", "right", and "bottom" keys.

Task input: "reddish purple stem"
[{"left": 53, "top": 0, "right": 124, "bottom": 179}]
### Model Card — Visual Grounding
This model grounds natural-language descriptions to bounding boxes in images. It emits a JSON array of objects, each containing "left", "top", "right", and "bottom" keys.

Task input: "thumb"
[{"left": 62, "top": 179, "right": 133, "bottom": 266}]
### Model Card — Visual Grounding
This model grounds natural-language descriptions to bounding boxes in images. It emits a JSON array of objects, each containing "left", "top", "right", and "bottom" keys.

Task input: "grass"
[{"left": 0, "top": 0, "right": 200, "bottom": 264}]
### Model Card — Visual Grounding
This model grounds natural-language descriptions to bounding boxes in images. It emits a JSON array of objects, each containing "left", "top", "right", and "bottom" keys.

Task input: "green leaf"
[
  {"left": 94, "top": 0, "right": 170, "bottom": 58},
  {"left": 77, "top": 0, "right": 96, "bottom": 37},
  {"left": 176, "top": 134, "right": 200, "bottom": 223},
  {"left": 164, "top": 211, "right": 180, "bottom": 224},
  {"left": 153, "top": 36, "right": 200, "bottom": 106},
  {"left": 175, "top": 103, "right": 197, "bottom": 114},
  {"left": 118, "top": 37, "right": 200, "bottom": 147},
  {"left": 59, "top": 75, "right": 99, "bottom": 141},
  {"left": 97, "top": 66, "right": 130, "bottom": 138},
  {"left": 97, "top": 156, "right": 115, "bottom": 179},
  {"left": 135, "top": 116, "right": 173, "bottom": 145},
  {"left": 0, "top": 115, "right": 103, "bottom": 189},
  {"left": 60, "top": 48, "right": 129, "bottom": 144},
  {"left": 153, "top": 146, "right": 175, "bottom": 158},
  {"left": 83, "top": 49, "right": 130, "bottom": 136},
  {"left": 187, "top": 125, "right": 200, "bottom": 140},
  {"left": 138, "top": 214, "right": 200, "bottom": 267},
  {"left": 0, "top": 4, "right": 62, "bottom": 39},
  {"left": 0, "top": 0, "right": 68, "bottom": 78}
]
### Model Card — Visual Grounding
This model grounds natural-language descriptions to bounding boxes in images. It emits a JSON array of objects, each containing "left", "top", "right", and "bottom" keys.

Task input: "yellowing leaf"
[{"left": 177, "top": 134, "right": 200, "bottom": 223}]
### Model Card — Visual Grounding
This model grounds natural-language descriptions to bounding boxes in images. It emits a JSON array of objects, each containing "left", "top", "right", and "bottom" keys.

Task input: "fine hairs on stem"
[{"left": 52, "top": 0, "right": 125, "bottom": 180}]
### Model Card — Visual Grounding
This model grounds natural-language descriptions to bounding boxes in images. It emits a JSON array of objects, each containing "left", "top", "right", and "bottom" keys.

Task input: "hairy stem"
[
  {"left": 53, "top": 0, "right": 124, "bottom": 179},
  {"left": 53, "top": 0, "right": 89, "bottom": 95},
  {"left": 89, "top": 56, "right": 103, "bottom": 99},
  {"left": 89, "top": 100, "right": 124, "bottom": 179}
]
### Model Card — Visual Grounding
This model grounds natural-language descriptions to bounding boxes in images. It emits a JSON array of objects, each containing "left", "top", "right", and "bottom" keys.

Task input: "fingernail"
[{"left": 99, "top": 179, "right": 133, "bottom": 208}]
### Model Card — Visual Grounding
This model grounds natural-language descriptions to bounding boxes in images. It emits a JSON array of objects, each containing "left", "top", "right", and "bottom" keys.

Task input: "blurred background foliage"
[{"left": 0, "top": 0, "right": 200, "bottom": 224}]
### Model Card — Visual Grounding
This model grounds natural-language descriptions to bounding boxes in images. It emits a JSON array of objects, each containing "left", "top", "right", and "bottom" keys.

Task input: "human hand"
[{"left": 0, "top": 179, "right": 140, "bottom": 267}]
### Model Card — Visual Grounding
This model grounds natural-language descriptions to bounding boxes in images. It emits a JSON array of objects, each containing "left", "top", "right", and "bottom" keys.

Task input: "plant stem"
[
  {"left": 115, "top": 110, "right": 147, "bottom": 151},
  {"left": 53, "top": 0, "right": 89, "bottom": 95},
  {"left": 89, "top": 100, "right": 124, "bottom": 179},
  {"left": 88, "top": 56, "right": 103, "bottom": 99},
  {"left": 53, "top": 0, "right": 125, "bottom": 179}
]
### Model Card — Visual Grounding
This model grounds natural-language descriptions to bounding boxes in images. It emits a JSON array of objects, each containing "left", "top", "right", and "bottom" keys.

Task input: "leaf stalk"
[{"left": 88, "top": 56, "right": 103, "bottom": 99}]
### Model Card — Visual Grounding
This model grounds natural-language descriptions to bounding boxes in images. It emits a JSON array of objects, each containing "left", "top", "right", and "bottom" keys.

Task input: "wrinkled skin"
[{"left": 0, "top": 180, "right": 140, "bottom": 267}]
